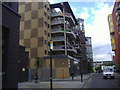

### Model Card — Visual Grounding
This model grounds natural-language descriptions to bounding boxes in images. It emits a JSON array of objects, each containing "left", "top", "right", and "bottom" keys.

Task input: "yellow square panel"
[
  {"left": 30, "top": 38, "right": 38, "bottom": 48},
  {"left": 38, "top": 9, "right": 44, "bottom": 18},
  {"left": 31, "top": 19, "right": 38, "bottom": 29},
  {"left": 38, "top": 27, "right": 44, "bottom": 37},
  {"left": 19, "top": 4, "right": 25, "bottom": 14},
  {"left": 24, "top": 30, "right": 31, "bottom": 39},
  {"left": 24, "top": 11, "right": 31, "bottom": 21},
  {"left": 31, "top": 2, "right": 38, "bottom": 10},
  {"left": 20, "top": 21, "right": 24, "bottom": 31}
]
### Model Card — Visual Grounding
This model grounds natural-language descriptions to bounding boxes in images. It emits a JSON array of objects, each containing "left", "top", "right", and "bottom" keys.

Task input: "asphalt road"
[{"left": 84, "top": 73, "right": 120, "bottom": 89}]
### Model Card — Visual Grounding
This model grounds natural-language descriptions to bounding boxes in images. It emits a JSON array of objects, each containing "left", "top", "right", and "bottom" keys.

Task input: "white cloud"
[{"left": 77, "top": 13, "right": 90, "bottom": 20}]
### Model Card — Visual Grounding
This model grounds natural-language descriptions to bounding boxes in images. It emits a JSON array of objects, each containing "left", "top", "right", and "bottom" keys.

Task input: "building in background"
[
  {"left": 86, "top": 37, "right": 93, "bottom": 73},
  {"left": 108, "top": 0, "right": 120, "bottom": 72},
  {"left": 19, "top": 1, "right": 89, "bottom": 80}
]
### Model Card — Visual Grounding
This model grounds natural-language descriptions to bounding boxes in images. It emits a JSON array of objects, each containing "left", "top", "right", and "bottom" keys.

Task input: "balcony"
[
  {"left": 51, "top": 28, "right": 76, "bottom": 39},
  {"left": 52, "top": 36, "right": 64, "bottom": 42},
  {"left": 53, "top": 45, "right": 77, "bottom": 53},
  {"left": 51, "top": 19, "right": 64, "bottom": 25},
  {"left": 51, "top": 12, "right": 75, "bottom": 26}
]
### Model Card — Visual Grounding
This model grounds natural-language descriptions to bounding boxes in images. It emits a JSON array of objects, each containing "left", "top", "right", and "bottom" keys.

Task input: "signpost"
[{"left": 50, "top": 40, "right": 53, "bottom": 90}]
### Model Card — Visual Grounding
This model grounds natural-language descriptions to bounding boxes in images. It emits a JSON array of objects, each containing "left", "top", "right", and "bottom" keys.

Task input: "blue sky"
[{"left": 49, "top": 0, "right": 115, "bottom": 61}]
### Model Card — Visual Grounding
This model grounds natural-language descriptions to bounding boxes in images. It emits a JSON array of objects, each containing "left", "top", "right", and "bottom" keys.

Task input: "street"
[{"left": 84, "top": 73, "right": 120, "bottom": 89}]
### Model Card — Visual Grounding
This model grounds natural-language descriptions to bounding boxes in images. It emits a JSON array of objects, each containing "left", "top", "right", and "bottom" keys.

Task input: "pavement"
[{"left": 18, "top": 73, "right": 93, "bottom": 89}]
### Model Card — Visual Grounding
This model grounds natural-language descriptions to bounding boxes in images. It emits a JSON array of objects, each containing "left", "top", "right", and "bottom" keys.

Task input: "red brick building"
[{"left": 111, "top": 1, "right": 120, "bottom": 71}]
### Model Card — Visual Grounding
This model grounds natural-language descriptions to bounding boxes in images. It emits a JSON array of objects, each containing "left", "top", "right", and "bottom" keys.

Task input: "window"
[
  {"left": 48, "top": 32, "right": 50, "bottom": 37},
  {"left": 44, "top": 12, "right": 47, "bottom": 17},
  {"left": 48, "top": 41, "right": 50, "bottom": 46},
  {"left": 48, "top": 16, "right": 50, "bottom": 19},
  {"left": 45, "top": 50, "right": 47, "bottom": 54},
  {"left": 45, "top": 21, "right": 47, "bottom": 26},
  {"left": 44, "top": 40, "right": 47, "bottom": 45},
  {"left": 44, "top": 4, "right": 47, "bottom": 8},
  {"left": 48, "top": 24, "right": 50, "bottom": 28},
  {"left": 44, "top": 30, "right": 47, "bottom": 35}
]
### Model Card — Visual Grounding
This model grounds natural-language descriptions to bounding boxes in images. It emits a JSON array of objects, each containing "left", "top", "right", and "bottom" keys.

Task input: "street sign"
[{"left": 50, "top": 40, "right": 53, "bottom": 50}]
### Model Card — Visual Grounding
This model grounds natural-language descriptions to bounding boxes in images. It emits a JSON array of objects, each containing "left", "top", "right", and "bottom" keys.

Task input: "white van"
[{"left": 103, "top": 66, "right": 115, "bottom": 79}]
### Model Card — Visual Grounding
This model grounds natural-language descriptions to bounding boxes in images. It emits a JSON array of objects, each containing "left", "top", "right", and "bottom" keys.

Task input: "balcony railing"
[
  {"left": 53, "top": 45, "right": 77, "bottom": 53},
  {"left": 51, "top": 19, "right": 64, "bottom": 25},
  {"left": 51, "top": 28, "right": 76, "bottom": 38},
  {"left": 51, "top": 12, "right": 72, "bottom": 17},
  {"left": 51, "top": 12, "right": 75, "bottom": 26},
  {"left": 52, "top": 36, "right": 64, "bottom": 41}
]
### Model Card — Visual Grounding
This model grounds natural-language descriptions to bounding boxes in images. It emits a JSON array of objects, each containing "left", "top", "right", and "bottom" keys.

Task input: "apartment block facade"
[
  {"left": 108, "top": 0, "right": 120, "bottom": 71},
  {"left": 19, "top": 2, "right": 51, "bottom": 69},
  {"left": 19, "top": 1, "right": 88, "bottom": 80}
]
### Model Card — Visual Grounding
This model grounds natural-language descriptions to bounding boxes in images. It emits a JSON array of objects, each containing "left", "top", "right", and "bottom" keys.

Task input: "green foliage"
[
  {"left": 105, "top": 62, "right": 115, "bottom": 66},
  {"left": 34, "top": 57, "right": 40, "bottom": 67}
]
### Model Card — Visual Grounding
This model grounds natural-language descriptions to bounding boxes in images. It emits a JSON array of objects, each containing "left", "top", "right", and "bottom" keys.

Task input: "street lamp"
[{"left": 50, "top": 40, "right": 53, "bottom": 90}]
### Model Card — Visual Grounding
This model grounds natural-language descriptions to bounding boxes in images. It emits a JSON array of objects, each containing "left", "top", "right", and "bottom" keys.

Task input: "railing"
[
  {"left": 52, "top": 36, "right": 64, "bottom": 41},
  {"left": 51, "top": 12, "right": 72, "bottom": 17},
  {"left": 53, "top": 45, "right": 77, "bottom": 53},
  {"left": 51, "top": 19, "right": 64, "bottom": 25}
]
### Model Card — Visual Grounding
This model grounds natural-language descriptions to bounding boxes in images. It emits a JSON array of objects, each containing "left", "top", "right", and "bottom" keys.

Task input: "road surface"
[{"left": 84, "top": 73, "right": 120, "bottom": 89}]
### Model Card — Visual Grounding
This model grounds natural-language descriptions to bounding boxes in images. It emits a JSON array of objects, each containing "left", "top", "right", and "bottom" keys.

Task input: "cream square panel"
[
  {"left": 24, "top": 30, "right": 31, "bottom": 39},
  {"left": 19, "top": 40, "right": 24, "bottom": 45},
  {"left": 19, "top": 4, "right": 25, "bottom": 14},
  {"left": 31, "top": 2, "right": 38, "bottom": 10},
  {"left": 31, "top": 19, "right": 38, "bottom": 29},
  {"left": 24, "top": 11, "right": 31, "bottom": 21},
  {"left": 38, "top": 9, "right": 44, "bottom": 18},
  {"left": 30, "top": 38, "right": 38, "bottom": 48},
  {"left": 38, "top": 27, "right": 44, "bottom": 37},
  {"left": 20, "top": 21, "right": 24, "bottom": 31}
]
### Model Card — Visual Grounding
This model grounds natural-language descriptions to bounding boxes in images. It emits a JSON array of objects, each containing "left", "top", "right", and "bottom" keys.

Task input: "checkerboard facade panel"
[{"left": 19, "top": 2, "right": 51, "bottom": 68}]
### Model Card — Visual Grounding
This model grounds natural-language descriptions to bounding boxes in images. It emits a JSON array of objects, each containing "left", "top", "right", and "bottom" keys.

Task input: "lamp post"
[{"left": 50, "top": 40, "right": 53, "bottom": 90}]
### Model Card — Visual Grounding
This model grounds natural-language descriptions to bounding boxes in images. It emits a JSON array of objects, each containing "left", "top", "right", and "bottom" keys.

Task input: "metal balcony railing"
[
  {"left": 51, "top": 19, "right": 64, "bottom": 25},
  {"left": 53, "top": 45, "right": 77, "bottom": 53},
  {"left": 52, "top": 36, "right": 64, "bottom": 41},
  {"left": 51, "top": 12, "right": 72, "bottom": 17},
  {"left": 51, "top": 28, "right": 76, "bottom": 38}
]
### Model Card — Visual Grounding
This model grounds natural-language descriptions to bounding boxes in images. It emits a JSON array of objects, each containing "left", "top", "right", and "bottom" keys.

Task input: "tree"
[{"left": 34, "top": 57, "right": 40, "bottom": 83}]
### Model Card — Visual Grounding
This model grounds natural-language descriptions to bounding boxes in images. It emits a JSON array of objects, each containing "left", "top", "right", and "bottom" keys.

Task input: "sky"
[{"left": 49, "top": 0, "right": 115, "bottom": 61}]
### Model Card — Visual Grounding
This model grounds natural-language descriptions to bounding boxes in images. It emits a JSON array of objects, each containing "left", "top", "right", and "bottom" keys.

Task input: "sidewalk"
[{"left": 18, "top": 73, "right": 93, "bottom": 89}]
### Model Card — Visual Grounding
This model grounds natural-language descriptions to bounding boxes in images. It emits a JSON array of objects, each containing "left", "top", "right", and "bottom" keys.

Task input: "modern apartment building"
[
  {"left": 19, "top": 2, "right": 51, "bottom": 69},
  {"left": 86, "top": 37, "right": 93, "bottom": 60},
  {"left": 108, "top": 0, "right": 120, "bottom": 72},
  {"left": 19, "top": 1, "right": 88, "bottom": 80}
]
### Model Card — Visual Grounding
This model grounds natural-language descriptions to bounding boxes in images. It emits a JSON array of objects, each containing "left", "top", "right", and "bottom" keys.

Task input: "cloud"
[
  {"left": 77, "top": 13, "right": 90, "bottom": 20},
  {"left": 93, "top": 44, "right": 112, "bottom": 61}
]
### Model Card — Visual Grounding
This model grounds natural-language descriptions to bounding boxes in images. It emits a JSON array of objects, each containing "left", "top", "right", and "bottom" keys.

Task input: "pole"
[
  {"left": 50, "top": 49, "right": 52, "bottom": 90},
  {"left": 62, "top": 3, "right": 67, "bottom": 55},
  {"left": 80, "top": 60, "right": 83, "bottom": 82}
]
